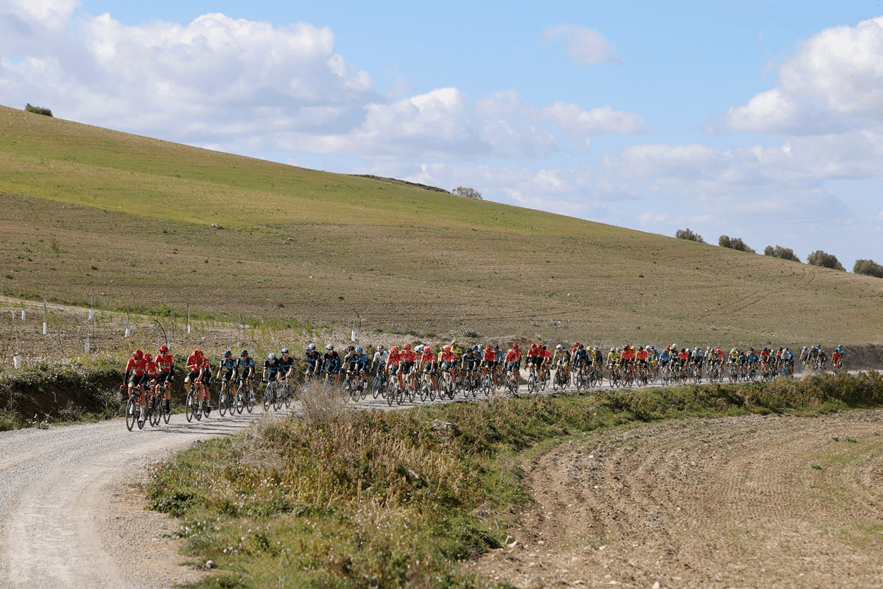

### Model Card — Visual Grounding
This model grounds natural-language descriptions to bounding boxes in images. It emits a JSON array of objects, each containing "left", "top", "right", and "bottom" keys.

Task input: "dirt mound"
[{"left": 464, "top": 411, "right": 883, "bottom": 588}]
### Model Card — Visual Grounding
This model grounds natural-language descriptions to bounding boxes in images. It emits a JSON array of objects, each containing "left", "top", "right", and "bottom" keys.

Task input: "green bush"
[
  {"left": 764, "top": 245, "right": 801, "bottom": 262},
  {"left": 807, "top": 250, "right": 845, "bottom": 271},
  {"left": 854, "top": 259, "right": 883, "bottom": 278},
  {"left": 675, "top": 228, "right": 705, "bottom": 243},
  {"left": 719, "top": 235, "right": 756, "bottom": 253},
  {"left": 24, "top": 103, "right": 53, "bottom": 117}
]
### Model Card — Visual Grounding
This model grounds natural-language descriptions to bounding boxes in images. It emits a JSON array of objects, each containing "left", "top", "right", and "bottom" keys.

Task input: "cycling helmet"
[
  {"left": 637, "top": 346, "right": 643, "bottom": 351},
  {"left": 494, "top": 345, "right": 500, "bottom": 351},
  {"left": 415, "top": 345, "right": 424, "bottom": 353},
  {"left": 224, "top": 350, "right": 232, "bottom": 357},
  {"left": 308, "top": 343, "right": 316, "bottom": 351},
  {"left": 390, "top": 346, "right": 399, "bottom": 353},
  {"left": 378, "top": 344, "right": 385, "bottom": 351},
  {"left": 512, "top": 343, "right": 519, "bottom": 349},
  {"left": 240, "top": 350, "right": 248, "bottom": 357},
  {"left": 557, "top": 344, "right": 564, "bottom": 350},
  {"left": 268, "top": 353, "right": 276, "bottom": 360},
  {"left": 347, "top": 345, "right": 355, "bottom": 352},
  {"left": 159, "top": 344, "right": 169, "bottom": 353},
  {"left": 133, "top": 349, "right": 143, "bottom": 358},
  {"left": 443, "top": 345, "right": 451, "bottom": 352},
  {"left": 144, "top": 353, "right": 152, "bottom": 361},
  {"left": 355, "top": 346, "right": 363, "bottom": 354},
  {"left": 326, "top": 344, "right": 334, "bottom": 350},
  {"left": 194, "top": 349, "right": 203, "bottom": 357},
  {"left": 404, "top": 343, "right": 412, "bottom": 350},
  {"left": 281, "top": 348, "right": 289, "bottom": 355}
]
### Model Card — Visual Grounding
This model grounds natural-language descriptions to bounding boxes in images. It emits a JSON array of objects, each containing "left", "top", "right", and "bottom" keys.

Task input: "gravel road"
[{"left": 0, "top": 407, "right": 281, "bottom": 589}]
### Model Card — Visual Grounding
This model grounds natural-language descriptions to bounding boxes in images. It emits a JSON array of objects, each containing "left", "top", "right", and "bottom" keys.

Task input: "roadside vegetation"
[{"left": 146, "top": 372, "right": 883, "bottom": 588}]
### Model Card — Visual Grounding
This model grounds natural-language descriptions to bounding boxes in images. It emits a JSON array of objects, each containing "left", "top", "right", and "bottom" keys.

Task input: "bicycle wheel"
[
  {"left": 185, "top": 390, "right": 195, "bottom": 423},
  {"left": 527, "top": 373, "right": 536, "bottom": 394},
  {"left": 219, "top": 387, "right": 228, "bottom": 417},
  {"left": 246, "top": 388, "right": 255, "bottom": 413},
  {"left": 125, "top": 397, "right": 137, "bottom": 431},
  {"left": 162, "top": 397, "right": 171, "bottom": 424},
  {"left": 264, "top": 385, "right": 273, "bottom": 411},
  {"left": 372, "top": 376, "right": 382, "bottom": 399},
  {"left": 150, "top": 397, "right": 161, "bottom": 427},
  {"left": 273, "top": 387, "right": 283, "bottom": 411}
]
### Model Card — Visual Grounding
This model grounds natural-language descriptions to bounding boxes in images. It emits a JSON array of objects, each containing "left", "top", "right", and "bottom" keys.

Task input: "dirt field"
[{"left": 464, "top": 410, "right": 883, "bottom": 588}]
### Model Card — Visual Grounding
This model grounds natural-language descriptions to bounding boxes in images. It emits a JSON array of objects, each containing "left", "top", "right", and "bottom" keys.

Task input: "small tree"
[
  {"left": 764, "top": 245, "right": 800, "bottom": 262},
  {"left": 25, "top": 103, "right": 53, "bottom": 117},
  {"left": 452, "top": 186, "right": 482, "bottom": 200},
  {"left": 807, "top": 250, "right": 844, "bottom": 271},
  {"left": 719, "top": 235, "right": 756, "bottom": 253},
  {"left": 675, "top": 228, "right": 705, "bottom": 243},
  {"left": 854, "top": 259, "right": 883, "bottom": 278}
]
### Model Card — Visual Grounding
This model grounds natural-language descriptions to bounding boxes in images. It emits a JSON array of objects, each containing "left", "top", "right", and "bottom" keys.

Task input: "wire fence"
[{"left": 0, "top": 296, "right": 313, "bottom": 370}]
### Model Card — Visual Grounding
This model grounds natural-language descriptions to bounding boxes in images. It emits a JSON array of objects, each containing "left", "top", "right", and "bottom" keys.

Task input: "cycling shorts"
[
  {"left": 401, "top": 361, "right": 414, "bottom": 374},
  {"left": 188, "top": 370, "right": 202, "bottom": 382},
  {"left": 128, "top": 373, "right": 146, "bottom": 387},
  {"left": 157, "top": 371, "right": 171, "bottom": 384},
  {"left": 220, "top": 369, "right": 234, "bottom": 382},
  {"left": 388, "top": 364, "right": 399, "bottom": 376}
]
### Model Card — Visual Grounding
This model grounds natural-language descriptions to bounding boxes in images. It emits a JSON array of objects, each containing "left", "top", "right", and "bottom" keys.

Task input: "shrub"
[
  {"left": 807, "top": 250, "right": 845, "bottom": 271},
  {"left": 719, "top": 235, "right": 756, "bottom": 253},
  {"left": 764, "top": 245, "right": 801, "bottom": 262},
  {"left": 675, "top": 228, "right": 705, "bottom": 243},
  {"left": 854, "top": 259, "right": 883, "bottom": 278},
  {"left": 452, "top": 186, "right": 482, "bottom": 200},
  {"left": 24, "top": 104, "right": 53, "bottom": 117}
]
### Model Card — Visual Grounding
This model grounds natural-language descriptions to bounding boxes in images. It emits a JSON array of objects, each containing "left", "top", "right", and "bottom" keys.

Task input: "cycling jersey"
[
  {"left": 304, "top": 350, "right": 323, "bottom": 372},
  {"left": 145, "top": 360, "right": 160, "bottom": 379},
  {"left": 219, "top": 357, "right": 237, "bottom": 372},
  {"left": 125, "top": 357, "right": 147, "bottom": 376},
  {"left": 156, "top": 352, "right": 174, "bottom": 374},
  {"left": 324, "top": 351, "right": 341, "bottom": 374},
  {"left": 279, "top": 355, "right": 295, "bottom": 375},
  {"left": 264, "top": 358, "right": 281, "bottom": 380},
  {"left": 237, "top": 355, "right": 255, "bottom": 378}
]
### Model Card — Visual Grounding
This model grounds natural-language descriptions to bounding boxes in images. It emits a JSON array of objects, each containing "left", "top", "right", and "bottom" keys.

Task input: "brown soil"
[{"left": 464, "top": 410, "right": 883, "bottom": 588}]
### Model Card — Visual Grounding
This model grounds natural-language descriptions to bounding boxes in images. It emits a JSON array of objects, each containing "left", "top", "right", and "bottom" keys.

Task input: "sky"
[{"left": 2, "top": 1, "right": 883, "bottom": 269}]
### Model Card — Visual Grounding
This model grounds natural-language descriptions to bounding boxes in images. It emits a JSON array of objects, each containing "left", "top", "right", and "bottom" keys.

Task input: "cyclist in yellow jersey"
[{"left": 607, "top": 347, "right": 620, "bottom": 368}]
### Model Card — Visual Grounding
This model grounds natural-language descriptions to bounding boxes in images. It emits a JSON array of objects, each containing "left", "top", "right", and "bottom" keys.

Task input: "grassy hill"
[{"left": 1, "top": 103, "right": 881, "bottom": 348}]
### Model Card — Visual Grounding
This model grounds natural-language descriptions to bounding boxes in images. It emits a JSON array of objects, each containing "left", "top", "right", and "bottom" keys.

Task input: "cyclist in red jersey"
[
  {"left": 504, "top": 343, "right": 522, "bottom": 386},
  {"left": 419, "top": 345, "right": 438, "bottom": 391},
  {"left": 185, "top": 349, "right": 210, "bottom": 413},
  {"left": 386, "top": 345, "right": 402, "bottom": 386},
  {"left": 481, "top": 345, "right": 498, "bottom": 386},
  {"left": 124, "top": 349, "right": 148, "bottom": 426},
  {"left": 540, "top": 345, "right": 552, "bottom": 381},
  {"left": 400, "top": 343, "right": 417, "bottom": 389},
  {"left": 439, "top": 345, "right": 458, "bottom": 383},
  {"left": 155, "top": 344, "right": 174, "bottom": 412}
]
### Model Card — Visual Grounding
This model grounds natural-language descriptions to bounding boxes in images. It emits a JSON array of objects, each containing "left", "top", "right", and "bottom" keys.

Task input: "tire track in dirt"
[{"left": 465, "top": 411, "right": 883, "bottom": 588}]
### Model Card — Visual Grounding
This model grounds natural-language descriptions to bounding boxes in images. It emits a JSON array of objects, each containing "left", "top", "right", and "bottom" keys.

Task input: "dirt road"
[
  {"left": 0, "top": 409, "right": 278, "bottom": 588},
  {"left": 464, "top": 409, "right": 883, "bottom": 588}
]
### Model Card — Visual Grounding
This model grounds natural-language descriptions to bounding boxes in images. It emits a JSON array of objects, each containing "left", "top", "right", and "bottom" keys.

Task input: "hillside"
[{"left": 1, "top": 104, "right": 881, "bottom": 348}]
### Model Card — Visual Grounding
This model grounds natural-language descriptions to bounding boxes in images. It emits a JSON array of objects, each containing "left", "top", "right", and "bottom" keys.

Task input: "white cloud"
[
  {"left": 726, "top": 16, "right": 883, "bottom": 134},
  {"left": 541, "top": 102, "right": 645, "bottom": 135},
  {"left": 541, "top": 25, "right": 621, "bottom": 66}
]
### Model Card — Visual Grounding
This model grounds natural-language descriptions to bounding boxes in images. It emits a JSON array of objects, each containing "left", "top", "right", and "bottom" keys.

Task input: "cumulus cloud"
[
  {"left": 725, "top": 16, "right": 883, "bottom": 134},
  {"left": 541, "top": 102, "right": 645, "bottom": 135},
  {"left": 541, "top": 25, "right": 621, "bottom": 66}
]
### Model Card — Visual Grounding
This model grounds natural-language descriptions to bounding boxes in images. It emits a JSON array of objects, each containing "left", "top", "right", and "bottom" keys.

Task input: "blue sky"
[{"left": 3, "top": 1, "right": 883, "bottom": 269}]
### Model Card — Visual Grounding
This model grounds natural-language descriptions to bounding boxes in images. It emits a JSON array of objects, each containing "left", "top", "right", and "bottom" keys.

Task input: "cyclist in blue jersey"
[
  {"left": 263, "top": 352, "right": 281, "bottom": 383},
  {"left": 217, "top": 349, "right": 237, "bottom": 385},
  {"left": 304, "top": 343, "right": 323, "bottom": 382},
  {"left": 236, "top": 350, "right": 256, "bottom": 401},
  {"left": 323, "top": 344, "right": 342, "bottom": 385},
  {"left": 278, "top": 348, "right": 295, "bottom": 382}
]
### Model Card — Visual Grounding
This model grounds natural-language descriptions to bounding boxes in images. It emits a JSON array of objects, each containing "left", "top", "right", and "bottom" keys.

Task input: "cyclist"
[
  {"left": 461, "top": 346, "right": 479, "bottom": 386},
  {"left": 832, "top": 345, "right": 844, "bottom": 372},
  {"left": 572, "top": 344, "right": 590, "bottom": 380},
  {"left": 185, "top": 349, "right": 210, "bottom": 414},
  {"left": 124, "top": 349, "right": 148, "bottom": 426},
  {"left": 279, "top": 348, "right": 295, "bottom": 382},
  {"left": 386, "top": 345, "right": 402, "bottom": 387},
  {"left": 143, "top": 352, "right": 161, "bottom": 419},
  {"left": 540, "top": 345, "right": 552, "bottom": 382},
  {"left": 304, "top": 344, "right": 323, "bottom": 383},
  {"left": 217, "top": 350, "right": 237, "bottom": 400},
  {"left": 371, "top": 345, "right": 388, "bottom": 374},
  {"left": 439, "top": 345, "right": 459, "bottom": 385},
  {"left": 156, "top": 344, "right": 175, "bottom": 412},
  {"left": 323, "top": 344, "right": 342, "bottom": 385},
  {"left": 263, "top": 352, "right": 281, "bottom": 384},
  {"left": 419, "top": 345, "right": 438, "bottom": 392},
  {"left": 553, "top": 344, "right": 570, "bottom": 381},
  {"left": 504, "top": 343, "right": 522, "bottom": 387},
  {"left": 237, "top": 349, "right": 256, "bottom": 402},
  {"left": 481, "top": 344, "right": 498, "bottom": 387},
  {"left": 400, "top": 343, "right": 417, "bottom": 389}
]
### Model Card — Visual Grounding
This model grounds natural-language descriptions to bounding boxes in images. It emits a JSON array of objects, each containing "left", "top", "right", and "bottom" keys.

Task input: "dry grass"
[
  {"left": 299, "top": 381, "right": 350, "bottom": 425},
  {"left": 2, "top": 104, "right": 883, "bottom": 349}
]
